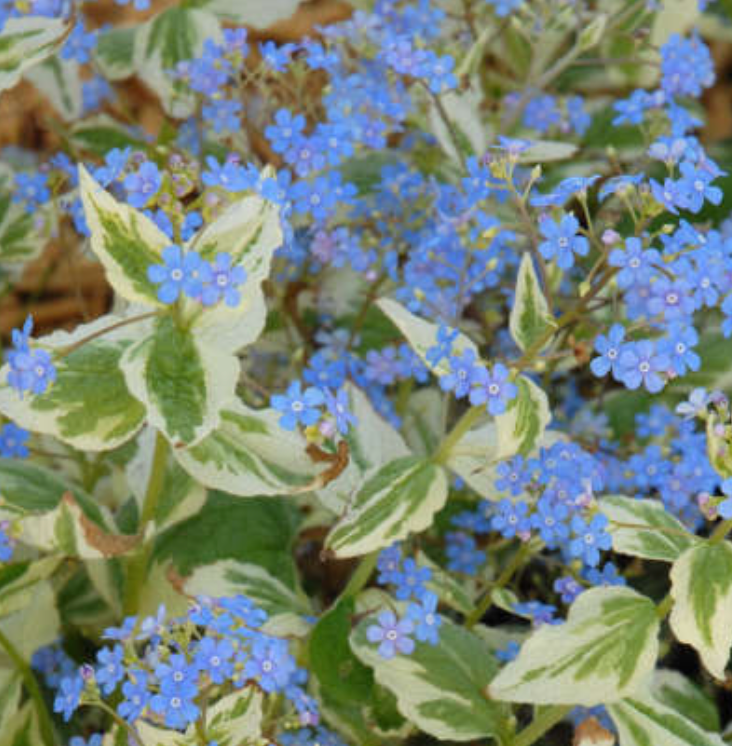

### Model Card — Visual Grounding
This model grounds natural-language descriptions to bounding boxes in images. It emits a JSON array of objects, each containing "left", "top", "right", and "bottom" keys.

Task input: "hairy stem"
[
  {"left": 512, "top": 705, "right": 572, "bottom": 746},
  {"left": 466, "top": 542, "right": 532, "bottom": 628},
  {"left": 123, "top": 430, "right": 169, "bottom": 615}
]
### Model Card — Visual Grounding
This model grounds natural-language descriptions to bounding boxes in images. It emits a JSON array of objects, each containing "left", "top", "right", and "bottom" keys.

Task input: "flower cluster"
[
  {"left": 426, "top": 334, "right": 518, "bottom": 416},
  {"left": 147, "top": 245, "right": 247, "bottom": 307},
  {"left": 5, "top": 316, "right": 56, "bottom": 398},
  {"left": 53, "top": 596, "right": 317, "bottom": 733},
  {"left": 367, "top": 545, "right": 443, "bottom": 659}
]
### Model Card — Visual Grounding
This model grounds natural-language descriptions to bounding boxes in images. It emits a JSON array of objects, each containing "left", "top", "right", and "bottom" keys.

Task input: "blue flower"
[
  {"left": 406, "top": 591, "right": 442, "bottom": 645},
  {"left": 377, "top": 544, "right": 403, "bottom": 586},
  {"left": 660, "top": 325, "right": 700, "bottom": 376},
  {"left": 323, "top": 388, "right": 357, "bottom": 435},
  {"left": 96, "top": 645, "right": 125, "bottom": 695},
  {"left": 554, "top": 576, "right": 583, "bottom": 604},
  {"left": 147, "top": 245, "right": 208, "bottom": 304},
  {"left": 366, "top": 610, "right": 415, "bottom": 659},
  {"left": 54, "top": 675, "right": 83, "bottom": 722},
  {"left": 150, "top": 686, "right": 199, "bottom": 730},
  {"left": 393, "top": 558, "right": 431, "bottom": 601},
  {"left": 530, "top": 497, "right": 569, "bottom": 547},
  {"left": 440, "top": 348, "right": 480, "bottom": 399},
  {"left": 0, "top": 423, "right": 29, "bottom": 458},
  {"left": 201, "top": 253, "right": 247, "bottom": 307},
  {"left": 123, "top": 161, "right": 162, "bottom": 209},
  {"left": 426, "top": 324, "right": 459, "bottom": 367},
  {"left": 538, "top": 213, "right": 589, "bottom": 269},
  {"left": 617, "top": 340, "right": 669, "bottom": 393},
  {"left": 194, "top": 636, "right": 235, "bottom": 684},
  {"left": 0, "top": 521, "right": 14, "bottom": 562},
  {"left": 6, "top": 317, "right": 56, "bottom": 398},
  {"left": 494, "top": 456, "right": 530, "bottom": 496},
  {"left": 265, "top": 109, "right": 306, "bottom": 154},
  {"left": 492, "top": 499, "right": 531, "bottom": 539},
  {"left": 513, "top": 601, "right": 557, "bottom": 626},
  {"left": 496, "top": 640, "right": 521, "bottom": 662},
  {"left": 569, "top": 514, "right": 612, "bottom": 567},
  {"left": 118, "top": 669, "right": 150, "bottom": 721},
  {"left": 469, "top": 363, "right": 518, "bottom": 415},
  {"left": 608, "top": 237, "right": 659, "bottom": 289},
  {"left": 13, "top": 172, "right": 50, "bottom": 211},
  {"left": 243, "top": 637, "right": 296, "bottom": 693},
  {"left": 445, "top": 531, "right": 485, "bottom": 575},
  {"left": 589, "top": 324, "right": 625, "bottom": 380},
  {"left": 271, "top": 381, "right": 325, "bottom": 430}
]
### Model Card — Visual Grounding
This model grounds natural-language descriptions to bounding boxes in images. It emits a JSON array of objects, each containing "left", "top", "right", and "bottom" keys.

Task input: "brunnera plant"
[{"left": 1, "top": 0, "right": 732, "bottom": 745}]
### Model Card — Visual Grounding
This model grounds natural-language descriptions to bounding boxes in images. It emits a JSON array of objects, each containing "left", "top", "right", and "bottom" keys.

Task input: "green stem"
[
  {"left": 123, "top": 430, "right": 169, "bottom": 615},
  {"left": 340, "top": 551, "right": 379, "bottom": 601},
  {"left": 91, "top": 700, "right": 143, "bottom": 746},
  {"left": 512, "top": 705, "right": 572, "bottom": 746},
  {"left": 432, "top": 405, "right": 484, "bottom": 465},
  {"left": 466, "top": 542, "right": 532, "bottom": 628},
  {"left": 0, "top": 627, "right": 56, "bottom": 746},
  {"left": 711, "top": 517, "right": 732, "bottom": 544},
  {"left": 656, "top": 592, "right": 673, "bottom": 619}
]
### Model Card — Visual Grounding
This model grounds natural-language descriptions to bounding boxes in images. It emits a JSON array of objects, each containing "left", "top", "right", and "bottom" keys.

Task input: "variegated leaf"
[
  {"left": 184, "top": 560, "right": 310, "bottom": 635},
  {"left": 174, "top": 401, "right": 319, "bottom": 496},
  {"left": 317, "top": 384, "right": 410, "bottom": 514},
  {"left": 0, "top": 459, "right": 97, "bottom": 515},
  {"left": 510, "top": 253, "right": 556, "bottom": 352},
  {"left": 189, "top": 188, "right": 282, "bottom": 353},
  {"left": 489, "top": 587, "right": 659, "bottom": 706},
  {"left": 195, "top": 0, "right": 303, "bottom": 27},
  {"left": 608, "top": 688, "right": 724, "bottom": 746},
  {"left": 651, "top": 670, "right": 720, "bottom": 733},
  {"left": 0, "top": 669, "right": 21, "bottom": 730},
  {"left": 447, "top": 421, "right": 564, "bottom": 499},
  {"left": 0, "top": 703, "right": 43, "bottom": 746},
  {"left": 0, "top": 15, "right": 70, "bottom": 93},
  {"left": 133, "top": 7, "right": 222, "bottom": 118},
  {"left": 204, "top": 689, "right": 264, "bottom": 746},
  {"left": 417, "top": 549, "right": 476, "bottom": 616},
  {"left": 376, "top": 297, "right": 480, "bottom": 378},
  {"left": 93, "top": 25, "right": 136, "bottom": 80},
  {"left": 494, "top": 375, "right": 551, "bottom": 458},
  {"left": 79, "top": 165, "right": 169, "bottom": 306},
  {"left": 0, "top": 316, "right": 146, "bottom": 451},
  {"left": 350, "top": 603, "right": 508, "bottom": 741},
  {"left": 600, "top": 495, "right": 698, "bottom": 563},
  {"left": 25, "top": 55, "right": 82, "bottom": 120},
  {"left": 126, "top": 427, "right": 206, "bottom": 530},
  {"left": 0, "top": 165, "right": 47, "bottom": 286},
  {"left": 132, "top": 688, "right": 262, "bottom": 746},
  {"left": 325, "top": 456, "right": 448, "bottom": 558},
  {"left": 121, "top": 315, "right": 239, "bottom": 447},
  {"left": 18, "top": 493, "right": 141, "bottom": 561},
  {"left": 1, "top": 580, "right": 59, "bottom": 658},
  {"left": 669, "top": 541, "right": 732, "bottom": 680},
  {"left": 0, "top": 556, "right": 61, "bottom": 618}
]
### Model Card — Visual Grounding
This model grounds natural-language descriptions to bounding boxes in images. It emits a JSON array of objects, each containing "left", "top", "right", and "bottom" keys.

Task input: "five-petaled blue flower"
[
  {"left": 538, "top": 213, "right": 589, "bottom": 269},
  {"left": 271, "top": 381, "right": 325, "bottom": 430},
  {"left": 366, "top": 610, "right": 415, "bottom": 659},
  {"left": 148, "top": 245, "right": 207, "bottom": 304},
  {"left": 469, "top": 363, "right": 518, "bottom": 415},
  {"left": 201, "top": 253, "right": 247, "bottom": 308}
]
